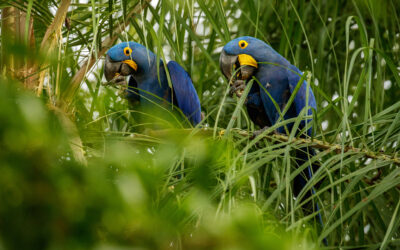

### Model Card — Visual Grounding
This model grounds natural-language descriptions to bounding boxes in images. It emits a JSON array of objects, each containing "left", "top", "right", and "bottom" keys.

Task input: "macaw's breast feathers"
[{"left": 167, "top": 61, "right": 202, "bottom": 126}]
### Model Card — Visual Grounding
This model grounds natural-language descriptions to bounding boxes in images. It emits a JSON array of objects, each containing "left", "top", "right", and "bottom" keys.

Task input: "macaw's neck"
[
  {"left": 131, "top": 59, "right": 173, "bottom": 105},
  {"left": 249, "top": 42, "right": 291, "bottom": 70},
  {"left": 253, "top": 50, "right": 294, "bottom": 86},
  {"left": 132, "top": 57, "right": 161, "bottom": 82},
  {"left": 256, "top": 54, "right": 290, "bottom": 71}
]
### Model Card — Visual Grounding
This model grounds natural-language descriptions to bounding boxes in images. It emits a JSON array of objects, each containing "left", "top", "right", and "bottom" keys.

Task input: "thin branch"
[
  {"left": 257, "top": 132, "right": 400, "bottom": 165},
  {"left": 144, "top": 128, "right": 400, "bottom": 166}
]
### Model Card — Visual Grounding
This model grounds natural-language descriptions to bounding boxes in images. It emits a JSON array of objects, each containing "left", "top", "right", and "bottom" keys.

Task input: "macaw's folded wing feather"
[
  {"left": 167, "top": 61, "right": 201, "bottom": 126},
  {"left": 287, "top": 65, "right": 317, "bottom": 136}
]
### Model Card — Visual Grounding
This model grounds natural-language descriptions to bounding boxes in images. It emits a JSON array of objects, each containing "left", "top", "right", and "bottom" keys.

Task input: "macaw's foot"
[
  {"left": 229, "top": 79, "right": 246, "bottom": 98},
  {"left": 103, "top": 75, "right": 127, "bottom": 87},
  {"left": 201, "top": 111, "right": 206, "bottom": 121},
  {"left": 251, "top": 126, "right": 272, "bottom": 139},
  {"left": 118, "top": 87, "right": 129, "bottom": 98},
  {"left": 102, "top": 75, "right": 129, "bottom": 97}
]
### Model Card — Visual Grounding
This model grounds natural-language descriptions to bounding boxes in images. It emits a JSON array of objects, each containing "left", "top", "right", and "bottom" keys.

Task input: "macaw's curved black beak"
[
  {"left": 219, "top": 50, "right": 258, "bottom": 82},
  {"left": 104, "top": 54, "right": 136, "bottom": 82},
  {"left": 219, "top": 50, "right": 238, "bottom": 80}
]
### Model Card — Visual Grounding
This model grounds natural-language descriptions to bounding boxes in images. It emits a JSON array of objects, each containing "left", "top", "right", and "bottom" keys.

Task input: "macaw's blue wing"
[
  {"left": 287, "top": 65, "right": 317, "bottom": 136},
  {"left": 257, "top": 66, "right": 317, "bottom": 136},
  {"left": 167, "top": 61, "right": 201, "bottom": 125}
]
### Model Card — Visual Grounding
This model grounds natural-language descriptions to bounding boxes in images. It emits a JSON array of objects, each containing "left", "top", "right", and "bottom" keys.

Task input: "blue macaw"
[
  {"left": 104, "top": 42, "right": 201, "bottom": 126},
  {"left": 219, "top": 36, "right": 321, "bottom": 218},
  {"left": 220, "top": 36, "right": 316, "bottom": 136}
]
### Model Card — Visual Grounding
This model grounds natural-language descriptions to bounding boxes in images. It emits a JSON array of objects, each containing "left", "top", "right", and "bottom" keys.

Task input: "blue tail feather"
[{"left": 294, "top": 148, "right": 327, "bottom": 246}]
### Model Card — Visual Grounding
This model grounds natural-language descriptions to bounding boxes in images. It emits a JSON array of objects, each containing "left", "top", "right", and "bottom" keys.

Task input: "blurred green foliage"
[
  {"left": 0, "top": 81, "right": 311, "bottom": 249},
  {"left": 1, "top": 0, "right": 400, "bottom": 249}
]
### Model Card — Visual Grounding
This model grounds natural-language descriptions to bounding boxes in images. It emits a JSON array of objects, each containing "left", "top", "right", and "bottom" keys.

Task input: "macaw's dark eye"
[
  {"left": 238, "top": 40, "right": 248, "bottom": 49},
  {"left": 124, "top": 47, "right": 132, "bottom": 56}
]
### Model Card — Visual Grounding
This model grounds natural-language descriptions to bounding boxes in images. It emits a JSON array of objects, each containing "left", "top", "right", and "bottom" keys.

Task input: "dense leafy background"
[{"left": 1, "top": 0, "right": 400, "bottom": 249}]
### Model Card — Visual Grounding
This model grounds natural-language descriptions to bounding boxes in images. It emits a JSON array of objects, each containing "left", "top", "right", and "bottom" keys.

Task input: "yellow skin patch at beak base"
[
  {"left": 238, "top": 54, "right": 258, "bottom": 68},
  {"left": 122, "top": 59, "right": 138, "bottom": 71}
]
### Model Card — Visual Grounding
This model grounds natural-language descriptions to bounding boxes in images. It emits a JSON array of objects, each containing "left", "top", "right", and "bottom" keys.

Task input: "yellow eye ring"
[
  {"left": 124, "top": 47, "right": 132, "bottom": 56},
  {"left": 238, "top": 40, "right": 248, "bottom": 49}
]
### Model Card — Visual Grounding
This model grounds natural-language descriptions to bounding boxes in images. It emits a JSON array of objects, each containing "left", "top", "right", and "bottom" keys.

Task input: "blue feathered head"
[
  {"left": 220, "top": 36, "right": 285, "bottom": 80},
  {"left": 104, "top": 42, "right": 156, "bottom": 81}
]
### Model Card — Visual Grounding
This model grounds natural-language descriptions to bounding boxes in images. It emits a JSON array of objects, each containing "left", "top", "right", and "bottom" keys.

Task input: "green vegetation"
[{"left": 1, "top": 0, "right": 400, "bottom": 249}]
